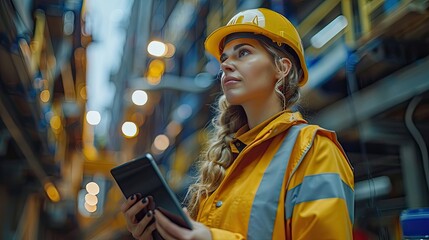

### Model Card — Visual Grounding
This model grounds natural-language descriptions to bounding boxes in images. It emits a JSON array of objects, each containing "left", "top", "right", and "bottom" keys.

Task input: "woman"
[{"left": 121, "top": 8, "right": 354, "bottom": 240}]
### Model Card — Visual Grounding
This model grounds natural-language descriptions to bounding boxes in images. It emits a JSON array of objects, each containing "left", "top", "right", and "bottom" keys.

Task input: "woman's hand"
[
  {"left": 121, "top": 195, "right": 156, "bottom": 240},
  {"left": 155, "top": 208, "right": 212, "bottom": 240}
]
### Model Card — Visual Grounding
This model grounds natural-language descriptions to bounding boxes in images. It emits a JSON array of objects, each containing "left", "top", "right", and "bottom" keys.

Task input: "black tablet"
[{"left": 110, "top": 153, "right": 193, "bottom": 230}]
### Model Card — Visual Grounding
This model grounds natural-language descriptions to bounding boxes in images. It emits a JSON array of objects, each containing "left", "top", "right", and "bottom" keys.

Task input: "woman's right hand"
[{"left": 121, "top": 195, "right": 156, "bottom": 240}]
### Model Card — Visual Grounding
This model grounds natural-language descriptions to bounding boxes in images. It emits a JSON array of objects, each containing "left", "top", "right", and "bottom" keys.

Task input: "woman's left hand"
[{"left": 154, "top": 208, "right": 212, "bottom": 240}]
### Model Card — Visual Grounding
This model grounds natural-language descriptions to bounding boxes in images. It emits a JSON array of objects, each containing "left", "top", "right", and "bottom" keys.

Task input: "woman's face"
[{"left": 219, "top": 38, "right": 279, "bottom": 107}]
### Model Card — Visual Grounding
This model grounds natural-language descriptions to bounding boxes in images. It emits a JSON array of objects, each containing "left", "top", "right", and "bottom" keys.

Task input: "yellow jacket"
[{"left": 196, "top": 111, "right": 354, "bottom": 240}]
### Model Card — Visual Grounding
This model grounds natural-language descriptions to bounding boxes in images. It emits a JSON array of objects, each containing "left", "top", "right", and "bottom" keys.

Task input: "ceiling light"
[{"left": 311, "top": 15, "right": 348, "bottom": 49}]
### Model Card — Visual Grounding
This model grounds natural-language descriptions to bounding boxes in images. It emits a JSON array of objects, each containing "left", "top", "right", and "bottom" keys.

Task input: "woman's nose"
[{"left": 220, "top": 58, "right": 235, "bottom": 72}]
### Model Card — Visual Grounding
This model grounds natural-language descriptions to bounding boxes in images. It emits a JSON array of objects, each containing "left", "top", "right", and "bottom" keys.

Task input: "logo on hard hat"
[{"left": 227, "top": 9, "right": 266, "bottom": 27}]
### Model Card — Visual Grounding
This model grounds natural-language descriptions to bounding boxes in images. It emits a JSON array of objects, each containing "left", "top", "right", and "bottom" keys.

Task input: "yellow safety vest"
[{"left": 196, "top": 111, "right": 354, "bottom": 239}]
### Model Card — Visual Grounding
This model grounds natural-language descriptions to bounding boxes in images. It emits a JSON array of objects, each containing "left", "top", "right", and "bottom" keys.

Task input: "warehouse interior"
[{"left": 1, "top": 0, "right": 429, "bottom": 239}]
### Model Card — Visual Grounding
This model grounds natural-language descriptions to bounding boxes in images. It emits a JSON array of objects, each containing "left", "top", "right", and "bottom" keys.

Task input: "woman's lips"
[{"left": 223, "top": 76, "right": 240, "bottom": 86}]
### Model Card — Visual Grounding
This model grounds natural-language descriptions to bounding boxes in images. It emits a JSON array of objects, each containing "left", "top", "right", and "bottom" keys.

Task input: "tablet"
[{"left": 110, "top": 153, "right": 193, "bottom": 230}]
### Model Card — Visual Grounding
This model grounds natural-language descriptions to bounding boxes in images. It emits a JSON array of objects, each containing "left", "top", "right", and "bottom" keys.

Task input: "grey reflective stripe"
[
  {"left": 285, "top": 173, "right": 354, "bottom": 222},
  {"left": 247, "top": 124, "right": 307, "bottom": 240}
]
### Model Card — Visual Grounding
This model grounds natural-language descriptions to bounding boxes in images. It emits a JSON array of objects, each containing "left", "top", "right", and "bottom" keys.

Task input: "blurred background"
[{"left": 1, "top": 0, "right": 429, "bottom": 239}]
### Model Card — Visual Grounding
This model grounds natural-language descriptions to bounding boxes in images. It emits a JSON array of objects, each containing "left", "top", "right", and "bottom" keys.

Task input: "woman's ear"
[{"left": 275, "top": 57, "right": 292, "bottom": 79}]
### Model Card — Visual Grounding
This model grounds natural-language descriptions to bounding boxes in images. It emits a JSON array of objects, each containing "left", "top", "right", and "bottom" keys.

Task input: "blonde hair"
[{"left": 186, "top": 39, "right": 301, "bottom": 219}]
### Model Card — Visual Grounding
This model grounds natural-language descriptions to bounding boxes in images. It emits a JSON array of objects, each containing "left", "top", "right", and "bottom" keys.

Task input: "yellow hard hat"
[{"left": 205, "top": 8, "right": 308, "bottom": 86}]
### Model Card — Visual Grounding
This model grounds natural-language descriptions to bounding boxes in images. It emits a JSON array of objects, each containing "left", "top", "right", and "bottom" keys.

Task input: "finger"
[
  {"left": 121, "top": 195, "right": 142, "bottom": 232},
  {"left": 141, "top": 222, "right": 157, "bottom": 240},
  {"left": 155, "top": 215, "right": 175, "bottom": 240},
  {"left": 133, "top": 210, "right": 155, "bottom": 239},
  {"left": 120, "top": 194, "right": 138, "bottom": 213},
  {"left": 182, "top": 207, "right": 191, "bottom": 218},
  {"left": 126, "top": 197, "right": 150, "bottom": 223},
  {"left": 155, "top": 209, "right": 192, "bottom": 239}
]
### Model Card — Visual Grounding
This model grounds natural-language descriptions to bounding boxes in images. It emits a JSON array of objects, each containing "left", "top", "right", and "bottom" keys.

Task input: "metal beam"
[
  {"left": 356, "top": 120, "right": 429, "bottom": 206},
  {"left": 400, "top": 142, "right": 429, "bottom": 208},
  {"left": 297, "top": 0, "right": 341, "bottom": 38},
  {"left": 313, "top": 56, "right": 429, "bottom": 131},
  {"left": 0, "top": 86, "right": 59, "bottom": 202}
]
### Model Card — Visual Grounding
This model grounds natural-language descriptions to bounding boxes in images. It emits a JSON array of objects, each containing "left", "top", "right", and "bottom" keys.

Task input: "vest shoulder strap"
[{"left": 247, "top": 124, "right": 308, "bottom": 240}]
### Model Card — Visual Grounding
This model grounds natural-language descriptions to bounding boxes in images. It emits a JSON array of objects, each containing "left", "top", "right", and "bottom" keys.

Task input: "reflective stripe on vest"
[
  {"left": 285, "top": 173, "right": 354, "bottom": 222},
  {"left": 247, "top": 124, "right": 307, "bottom": 240}
]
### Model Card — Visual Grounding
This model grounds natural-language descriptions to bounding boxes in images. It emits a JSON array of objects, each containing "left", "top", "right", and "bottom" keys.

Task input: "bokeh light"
[
  {"left": 122, "top": 121, "right": 138, "bottom": 138},
  {"left": 132, "top": 90, "right": 148, "bottom": 106},
  {"left": 86, "top": 111, "right": 101, "bottom": 125},
  {"left": 153, "top": 134, "right": 169, "bottom": 151},
  {"left": 86, "top": 182, "right": 100, "bottom": 195},
  {"left": 147, "top": 40, "right": 166, "bottom": 57}
]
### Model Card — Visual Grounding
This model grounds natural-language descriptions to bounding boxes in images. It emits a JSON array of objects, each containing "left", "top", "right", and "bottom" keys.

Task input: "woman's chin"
[{"left": 224, "top": 96, "right": 243, "bottom": 106}]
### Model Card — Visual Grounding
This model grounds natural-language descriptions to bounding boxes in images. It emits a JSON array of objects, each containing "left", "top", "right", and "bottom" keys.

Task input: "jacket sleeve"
[
  {"left": 209, "top": 228, "right": 245, "bottom": 240},
  {"left": 288, "top": 133, "right": 354, "bottom": 240}
]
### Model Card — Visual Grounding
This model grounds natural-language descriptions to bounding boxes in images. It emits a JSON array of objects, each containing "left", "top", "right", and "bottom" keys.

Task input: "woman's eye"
[{"left": 238, "top": 49, "right": 250, "bottom": 58}]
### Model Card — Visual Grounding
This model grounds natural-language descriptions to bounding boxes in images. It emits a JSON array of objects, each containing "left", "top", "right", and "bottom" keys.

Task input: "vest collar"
[{"left": 230, "top": 111, "right": 307, "bottom": 153}]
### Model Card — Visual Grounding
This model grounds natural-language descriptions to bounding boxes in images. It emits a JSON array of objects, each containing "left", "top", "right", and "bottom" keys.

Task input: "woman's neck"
[{"left": 242, "top": 95, "right": 283, "bottom": 129}]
